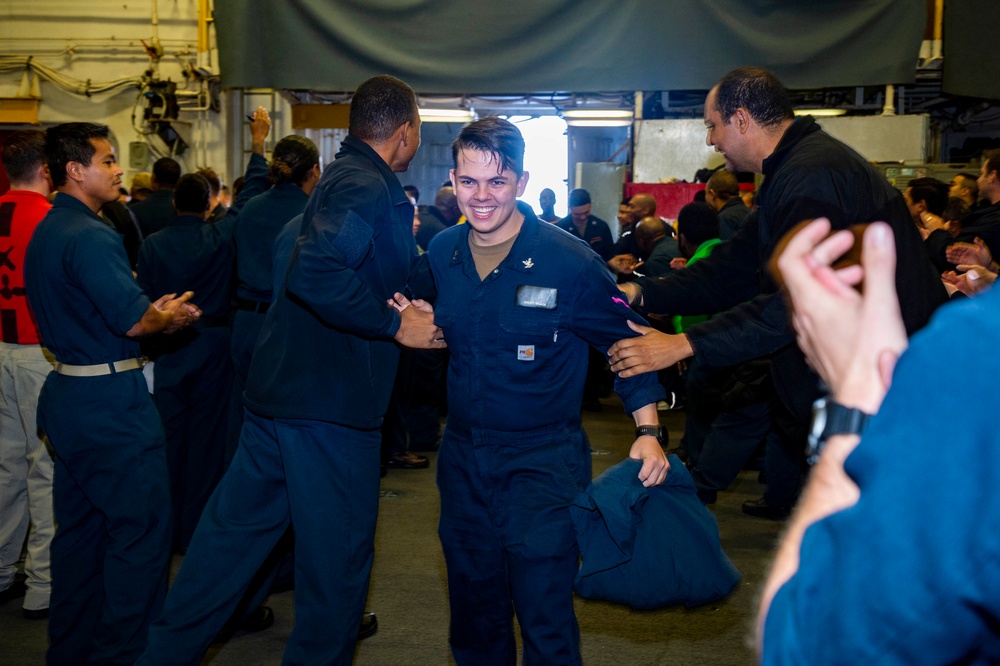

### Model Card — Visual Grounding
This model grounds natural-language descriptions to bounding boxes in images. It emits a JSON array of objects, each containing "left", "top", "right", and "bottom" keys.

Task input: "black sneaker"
[{"left": 0, "top": 575, "right": 27, "bottom": 603}]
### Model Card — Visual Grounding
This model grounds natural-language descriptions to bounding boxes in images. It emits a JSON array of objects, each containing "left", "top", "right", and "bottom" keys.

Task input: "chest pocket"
[{"left": 499, "top": 308, "right": 560, "bottom": 339}]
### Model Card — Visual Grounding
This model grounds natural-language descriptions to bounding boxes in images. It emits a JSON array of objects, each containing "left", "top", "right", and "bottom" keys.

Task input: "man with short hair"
[
  {"left": 132, "top": 157, "right": 182, "bottom": 238},
  {"left": 610, "top": 66, "right": 945, "bottom": 519},
  {"left": 538, "top": 186, "right": 559, "bottom": 222},
  {"left": 556, "top": 188, "right": 614, "bottom": 261},
  {"left": 195, "top": 167, "right": 226, "bottom": 222},
  {"left": 129, "top": 172, "right": 153, "bottom": 203},
  {"left": 137, "top": 74, "right": 444, "bottom": 666},
  {"left": 427, "top": 116, "right": 667, "bottom": 665},
  {"left": 627, "top": 192, "right": 656, "bottom": 223},
  {"left": 949, "top": 172, "right": 979, "bottom": 208},
  {"left": 0, "top": 129, "right": 55, "bottom": 621},
  {"left": 668, "top": 202, "right": 774, "bottom": 505},
  {"left": 704, "top": 169, "right": 751, "bottom": 240},
  {"left": 608, "top": 193, "right": 657, "bottom": 276},
  {"left": 24, "top": 122, "right": 201, "bottom": 665},
  {"left": 904, "top": 177, "right": 949, "bottom": 226}
]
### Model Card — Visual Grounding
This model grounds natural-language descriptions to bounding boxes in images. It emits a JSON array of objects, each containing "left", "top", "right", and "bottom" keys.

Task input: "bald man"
[
  {"left": 633, "top": 216, "right": 679, "bottom": 278},
  {"left": 538, "top": 187, "right": 560, "bottom": 222},
  {"left": 608, "top": 193, "right": 659, "bottom": 276},
  {"left": 704, "top": 170, "right": 751, "bottom": 240}
]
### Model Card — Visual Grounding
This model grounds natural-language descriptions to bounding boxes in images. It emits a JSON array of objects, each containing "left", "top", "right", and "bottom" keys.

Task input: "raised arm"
[{"left": 757, "top": 219, "right": 907, "bottom": 647}]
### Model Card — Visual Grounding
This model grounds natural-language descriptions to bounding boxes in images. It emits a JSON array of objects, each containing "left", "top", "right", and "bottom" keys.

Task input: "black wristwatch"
[
  {"left": 807, "top": 397, "right": 872, "bottom": 465},
  {"left": 635, "top": 425, "right": 667, "bottom": 446}
]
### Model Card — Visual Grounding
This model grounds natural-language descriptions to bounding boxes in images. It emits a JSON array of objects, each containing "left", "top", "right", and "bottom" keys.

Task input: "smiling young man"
[{"left": 424, "top": 117, "right": 668, "bottom": 665}]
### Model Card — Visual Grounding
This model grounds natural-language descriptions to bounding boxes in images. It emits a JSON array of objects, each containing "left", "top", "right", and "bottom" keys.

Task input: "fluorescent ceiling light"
[
  {"left": 794, "top": 108, "right": 847, "bottom": 117},
  {"left": 565, "top": 119, "right": 633, "bottom": 127},
  {"left": 419, "top": 108, "right": 475, "bottom": 123},
  {"left": 563, "top": 109, "right": 634, "bottom": 120}
]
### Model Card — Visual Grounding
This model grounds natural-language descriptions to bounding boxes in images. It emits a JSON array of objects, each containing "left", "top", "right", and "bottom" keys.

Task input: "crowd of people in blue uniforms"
[{"left": 4, "top": 61, "right": 1000, "bottom": 666}]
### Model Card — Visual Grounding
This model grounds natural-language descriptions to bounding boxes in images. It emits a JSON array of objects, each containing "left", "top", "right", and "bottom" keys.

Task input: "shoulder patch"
[{"left": 333, "top": 209, "right": 374, "bottom": 266}]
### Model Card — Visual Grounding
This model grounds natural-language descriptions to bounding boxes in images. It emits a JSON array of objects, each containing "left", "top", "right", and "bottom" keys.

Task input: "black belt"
[{"left": 235, "top": 298, "right": 270, "bottom": 314}]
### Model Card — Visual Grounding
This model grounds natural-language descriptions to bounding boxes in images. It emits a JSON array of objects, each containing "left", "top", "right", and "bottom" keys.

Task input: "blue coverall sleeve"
[
  {"left": 71, "top": 227, "right": 150, "bottom": 335},
  {"left": 762, "top": 292, "right": 1000, "bottom": 664},
  {"left": 569, "top": 255, "right": 665, "bottom": 414},
  {"left": 227, "top": 153, "right": 270, "bottom": 216}
]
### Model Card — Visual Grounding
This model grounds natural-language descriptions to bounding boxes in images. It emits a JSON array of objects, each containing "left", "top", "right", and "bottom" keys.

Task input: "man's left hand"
[
  {"left": 629, "top": 436, "right": 669, "bottom": 487},
  {"left": 608, "top": 320, "right": 693, "bottom": 377}
]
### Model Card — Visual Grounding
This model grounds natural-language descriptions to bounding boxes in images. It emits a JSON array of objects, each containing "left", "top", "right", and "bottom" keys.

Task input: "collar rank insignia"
[{"left": 522, "top": 258, "right": 534, "bottom": 269}]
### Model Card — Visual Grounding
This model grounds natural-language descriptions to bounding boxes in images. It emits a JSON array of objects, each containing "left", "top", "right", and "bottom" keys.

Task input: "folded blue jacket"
[{"left": 570, "top": 456, "right": 740, "bottom": 609}]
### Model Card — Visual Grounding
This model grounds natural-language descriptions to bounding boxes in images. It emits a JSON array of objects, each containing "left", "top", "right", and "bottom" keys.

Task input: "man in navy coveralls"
[
  {"left": 24, "top": 122, "right": 201, "bottom": 665},
  {"left": 426, "top": 117, "right": 669, "bottom": 665}
]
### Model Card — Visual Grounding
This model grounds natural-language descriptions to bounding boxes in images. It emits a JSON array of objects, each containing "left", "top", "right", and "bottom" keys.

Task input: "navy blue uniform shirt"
[
  {"left": 427, "top": 207, "right": 663, "bottom": 432},
  {"left": 25, "top": 192, "right": 149, "bottom": 364},
  {"left": 235, "top": 183, "right": 309, "bottom": 302},
  {"left": 555, "top": 214, "right": 615, "bottom": 261},
  {"left": 136, "top": 152, "right": 270, "bottom": 321},
  {"left": 138, "top": 215, "right": 236, "bottom": 320},
  {"left": 131, "top": 189, "right": 176, "bottom": 239}
]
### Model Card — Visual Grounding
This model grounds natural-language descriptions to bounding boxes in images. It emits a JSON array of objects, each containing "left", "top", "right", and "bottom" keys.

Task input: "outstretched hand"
[
  {"left": 608, "top": 320, "right": 693, "bottom": 378},
  {"left": 157, "top": 291, "right": 202, "bottom": 334}
]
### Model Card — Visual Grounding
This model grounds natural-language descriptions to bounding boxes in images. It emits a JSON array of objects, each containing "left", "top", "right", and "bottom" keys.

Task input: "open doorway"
[{"left": 505, "top": 115, "right": 568, "bottom": 220}]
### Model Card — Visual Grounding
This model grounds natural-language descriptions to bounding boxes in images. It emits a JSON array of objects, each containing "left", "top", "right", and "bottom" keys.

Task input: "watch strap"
[
  {"left": 634, "top": 425, "right": 665, "bottom": 444},
  {"left": 807, "top": 398, "right": 871, "bottom": 465}
]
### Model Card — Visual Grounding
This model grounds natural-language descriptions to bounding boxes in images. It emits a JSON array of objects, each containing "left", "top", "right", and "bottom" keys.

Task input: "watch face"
[
  {"left": 807, "top": 397, "right": 828, "bottom": 462},
  {"left": 806, "top": 397, "right": 871, "bottom": 465}
]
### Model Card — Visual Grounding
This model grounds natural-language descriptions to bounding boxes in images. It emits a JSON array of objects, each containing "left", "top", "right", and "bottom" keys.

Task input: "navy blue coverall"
[
  {"left": 426, "top": 209, "right": 664, "bottom": 666},
  {"left": 137, "top": 136, "right": 432, "bottom": 666},
  {"left": 24, "top": 193, "right": 169, "bottom": 665}
]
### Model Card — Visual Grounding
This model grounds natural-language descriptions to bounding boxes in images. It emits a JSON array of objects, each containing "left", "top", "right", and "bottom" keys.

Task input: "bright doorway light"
[{"left": 504, "top": 115, "right": 568, "bottom": 219}]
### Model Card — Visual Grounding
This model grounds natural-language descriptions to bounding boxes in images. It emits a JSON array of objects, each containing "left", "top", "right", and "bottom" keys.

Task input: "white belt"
[{"left": 55, "top": 357, "right": 144, "bottom": 377}]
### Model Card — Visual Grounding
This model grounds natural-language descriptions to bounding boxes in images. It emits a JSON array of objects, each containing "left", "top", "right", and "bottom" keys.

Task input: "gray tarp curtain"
[
  {"left": 214, "top": 1, "right": 923, "bottom": 93},
  {"left": 944, "top": 0, "right": 1000, "bottom": 101}
]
